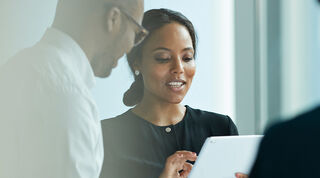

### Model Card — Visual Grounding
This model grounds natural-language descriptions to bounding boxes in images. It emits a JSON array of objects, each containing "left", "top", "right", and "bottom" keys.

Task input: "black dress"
[
  {"left": 249, "top": 105, "right": 320, "bottom": 178},
  {"left": 100, "top": 105, "right": 238, "bottom": 178}
]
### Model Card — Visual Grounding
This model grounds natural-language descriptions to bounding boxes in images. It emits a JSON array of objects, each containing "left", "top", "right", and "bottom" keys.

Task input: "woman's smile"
[{"left": 166, "top": 79, "right": 186, "bottom": 92}]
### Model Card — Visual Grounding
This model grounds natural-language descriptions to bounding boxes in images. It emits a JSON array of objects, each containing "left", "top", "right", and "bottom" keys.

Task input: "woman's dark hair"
[{"left": 123, "top": 8, "right": 197, "bottom": 106}]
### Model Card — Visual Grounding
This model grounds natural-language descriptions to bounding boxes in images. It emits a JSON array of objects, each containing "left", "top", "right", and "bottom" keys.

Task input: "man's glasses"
[{"left": 120, "top": 9, "right": 149, "bottom": 46}]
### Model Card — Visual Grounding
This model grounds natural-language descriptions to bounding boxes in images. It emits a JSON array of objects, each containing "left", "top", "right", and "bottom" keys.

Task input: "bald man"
[{"left": 0, "top": 0, "right": 145, "bottom": 177}]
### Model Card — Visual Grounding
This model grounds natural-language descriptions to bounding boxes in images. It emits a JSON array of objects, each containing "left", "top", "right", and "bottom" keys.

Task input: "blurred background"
[{"left": 1, "top": 0, "right": 319, "bottom": 134}]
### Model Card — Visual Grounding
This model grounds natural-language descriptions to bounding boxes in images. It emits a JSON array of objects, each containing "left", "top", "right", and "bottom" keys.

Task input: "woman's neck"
[{"left": 132, "top": 96, "right": 186, "bottom": 126}]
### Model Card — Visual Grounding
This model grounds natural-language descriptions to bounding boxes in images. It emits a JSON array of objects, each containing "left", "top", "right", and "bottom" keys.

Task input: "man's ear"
[{"left": 106, "top": 7, "right": 121, "bottom": 32}]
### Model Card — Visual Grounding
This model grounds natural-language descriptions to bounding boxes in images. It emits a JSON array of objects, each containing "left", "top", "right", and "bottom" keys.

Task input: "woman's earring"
[{"left": 134, "top": 70, "right": 140, "bottom": 76}]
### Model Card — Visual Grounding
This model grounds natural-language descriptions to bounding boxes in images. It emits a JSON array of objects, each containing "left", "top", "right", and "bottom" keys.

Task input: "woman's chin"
[{"left": 165, "top": 97, "right": 184, "bottom": 104}]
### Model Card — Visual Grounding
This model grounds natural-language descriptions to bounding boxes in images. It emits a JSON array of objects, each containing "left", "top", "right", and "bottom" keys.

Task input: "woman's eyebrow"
[
  {"left": 152, "top": 47, "right": 171, "bottom": 52},
  {"left": 152, "top": 47, "right": 194, "bottom": 52},
  {"left": 182, "top": 47, "right": 194, "bottom": 52}
]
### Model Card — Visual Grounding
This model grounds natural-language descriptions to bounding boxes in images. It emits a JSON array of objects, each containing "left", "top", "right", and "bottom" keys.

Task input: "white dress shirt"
[{"left": 0, "top": 28, "right": 103, "bottom": 178}]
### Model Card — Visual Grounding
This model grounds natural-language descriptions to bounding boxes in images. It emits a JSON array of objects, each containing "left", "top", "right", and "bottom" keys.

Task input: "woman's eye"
[
  {"left": 183, "top": 57, "right": 194, "bottom": 62},
  {"left": 155, "top": 57, "right": 170, "bottom": 63}
]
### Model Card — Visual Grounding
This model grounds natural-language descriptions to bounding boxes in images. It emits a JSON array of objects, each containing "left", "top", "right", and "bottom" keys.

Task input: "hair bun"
[{"left": 123, "top": 77, "right": 144, "bottom": 106}]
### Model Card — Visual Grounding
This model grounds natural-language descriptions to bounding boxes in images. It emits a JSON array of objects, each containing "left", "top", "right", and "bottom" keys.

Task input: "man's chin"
[
  {"left": 91, "top": 54, "right": 121, "bottom": 78},
  {"left": 94, "top": 68, "right": 112, "bottom": 78}
]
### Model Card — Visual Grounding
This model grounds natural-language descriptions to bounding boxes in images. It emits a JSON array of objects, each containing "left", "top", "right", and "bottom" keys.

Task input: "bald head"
[
  {"left": 54, "top": 0, "right": 143, "bottom": 26},
  {"left": 107, "top": 0, "right": 144, "bottom": 16},
  {"left": 52, "top": 0, "right": 145, "bottom": 78}
]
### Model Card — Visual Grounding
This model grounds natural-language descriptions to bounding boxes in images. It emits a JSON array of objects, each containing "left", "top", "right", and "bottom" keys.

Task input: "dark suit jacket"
[{"left": 249, "top": 105, "right": 320, "bottom": 178}]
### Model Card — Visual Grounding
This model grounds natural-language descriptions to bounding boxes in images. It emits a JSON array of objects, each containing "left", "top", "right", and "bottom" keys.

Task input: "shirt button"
[{"left": 165, "top": 127, "right": 171, "bottom": 133}]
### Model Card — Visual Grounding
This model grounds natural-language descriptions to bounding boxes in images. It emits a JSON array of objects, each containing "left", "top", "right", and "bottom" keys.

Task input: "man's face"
[{"left": 91, "top": 0, "right": 144, "bottom": 78}]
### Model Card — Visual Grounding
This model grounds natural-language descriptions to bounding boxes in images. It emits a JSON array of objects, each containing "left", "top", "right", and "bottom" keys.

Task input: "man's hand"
[{"left": 235, "top": 172, "right": 249, "bottom": 178}]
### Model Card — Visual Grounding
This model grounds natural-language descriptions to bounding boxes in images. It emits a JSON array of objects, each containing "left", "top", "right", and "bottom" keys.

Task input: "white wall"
[
  {"left": 281, "top": 0, "right": 320, "bottom": 118},
  {"left": 0, "top": 0, "right": 57, "bottom": 65}
]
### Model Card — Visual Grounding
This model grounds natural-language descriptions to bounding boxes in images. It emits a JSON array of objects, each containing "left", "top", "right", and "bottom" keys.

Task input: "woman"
[{"left": 100, "top": 8, "right": 238, "bottom": 178}]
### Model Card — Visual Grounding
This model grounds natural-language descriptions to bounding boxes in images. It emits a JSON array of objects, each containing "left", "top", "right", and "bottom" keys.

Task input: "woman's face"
[{"left": 137, "top": 22, "right": 196, "bottom": 104}]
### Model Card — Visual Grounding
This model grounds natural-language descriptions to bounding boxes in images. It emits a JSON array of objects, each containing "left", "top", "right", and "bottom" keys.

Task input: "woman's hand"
[{"left": 159, "top": 151, "right": 197, "bottom": 178}]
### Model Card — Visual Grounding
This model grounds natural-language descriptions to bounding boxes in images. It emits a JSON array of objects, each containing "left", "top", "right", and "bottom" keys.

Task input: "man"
[
  {"left": 249, "top": 106, "right": 320, "bottom": 178},
  {"left": 248, "top": 0, "right": 320, "bottom": 177},
  {"left": 235, "top": 1, "right": 320, "bottom": 177},
  {"left": 0, "top": 0, "right": 146, "bottom": 177}
]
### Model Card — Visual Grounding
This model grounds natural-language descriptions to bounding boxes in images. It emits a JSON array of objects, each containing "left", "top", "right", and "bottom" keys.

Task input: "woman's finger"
[
  {"left": 174, "top": 151, "right": 197, "bottom": 162},
  {"left": 182, "top": 162, "right": 193, "bottom": 172},
  {"left": 180, "top": 162, "right": 193, "bottom": 177},
  {"left": 160, "top": 151, "right": 197, "bottom": 178},
  {"left": 166, "top": 151, "right": 197, "bottom": 167}
]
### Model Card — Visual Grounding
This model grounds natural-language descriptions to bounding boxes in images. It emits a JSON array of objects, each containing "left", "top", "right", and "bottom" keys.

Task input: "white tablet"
[{"left": 189, "top": 135, "right": 263, "bottom": 178}]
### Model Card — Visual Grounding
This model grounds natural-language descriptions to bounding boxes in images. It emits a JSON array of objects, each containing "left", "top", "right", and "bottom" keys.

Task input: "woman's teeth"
[{"left": 168, "top": 82, "right": 184, "bottom": 87}]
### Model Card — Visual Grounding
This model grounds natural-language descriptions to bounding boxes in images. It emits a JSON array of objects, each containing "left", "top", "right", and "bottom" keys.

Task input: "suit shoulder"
[
  {"left": 292, "top": 105, "right": 320, "bottom": 126},
  {"left": 265, "top": 105, "right": 320, "bottom": 141}
]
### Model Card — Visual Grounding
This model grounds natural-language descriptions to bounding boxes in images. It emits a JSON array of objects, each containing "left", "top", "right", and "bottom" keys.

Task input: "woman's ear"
[
  {"left": 133, "top": 60, "right": 142, "bottom": 72},
  {"left": 132, "top": 65, "right": 139, "bottom": 74},
  {"left": 105, "top": 7, "right": 121, "bottom": 32},
  {"left": 132, "top": 61, "right": 143, "bottom": 76}
]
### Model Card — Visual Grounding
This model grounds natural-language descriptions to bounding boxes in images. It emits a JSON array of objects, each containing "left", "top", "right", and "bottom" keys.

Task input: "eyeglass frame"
[{"left": 119, "top": 9, "right": 149, "bottom": 46}]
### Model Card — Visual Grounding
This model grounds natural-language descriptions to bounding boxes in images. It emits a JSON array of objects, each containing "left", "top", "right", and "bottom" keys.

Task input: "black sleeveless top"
[{"left": 100, "top": 105, "right": 238, "bottom": 178}]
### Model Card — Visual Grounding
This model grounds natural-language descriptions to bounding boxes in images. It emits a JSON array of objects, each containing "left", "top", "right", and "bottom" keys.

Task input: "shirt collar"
[{"left": 41, "top": 27, "right": 96, "bottom": 89}]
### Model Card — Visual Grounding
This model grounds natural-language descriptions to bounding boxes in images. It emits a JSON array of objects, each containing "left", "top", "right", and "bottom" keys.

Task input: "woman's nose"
[{"left": 171, "top": 58, "right": 184, "bottom": 74}]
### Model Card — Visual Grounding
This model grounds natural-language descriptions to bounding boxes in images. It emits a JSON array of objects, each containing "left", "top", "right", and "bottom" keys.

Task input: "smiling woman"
[
  {"left": 100, "top": 8, "right": 238, "bottom": 178},
  {"left": 130, "top": 22, "right": 196, "bottom": 107},
  {"left": 123, "top": 8, "right": 197, "bottom": 107}
]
